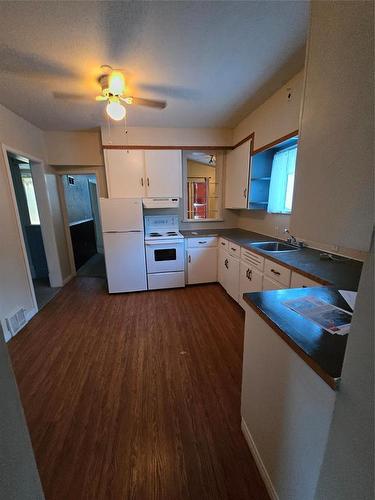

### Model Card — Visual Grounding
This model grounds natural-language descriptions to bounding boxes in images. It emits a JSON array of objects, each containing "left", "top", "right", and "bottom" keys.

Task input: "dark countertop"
[
  {"left": 181, "top": 228, "right": 363, "bottom": 290},
  {"left": 243, "top": 287, "right": 352, "bottom": 389}
]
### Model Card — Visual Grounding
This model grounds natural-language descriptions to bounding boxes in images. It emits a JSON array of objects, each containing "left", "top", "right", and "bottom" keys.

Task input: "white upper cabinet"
[
  {"left": 144, "top": 150, "right": 182, "bottom": 198},
  {"left": 105, "top": 149, "right": 182, "bottom": 198},
  {"left": 105, "top": 149, "right": 145, "bottom": 198},
  {"left": 225, "top": 139, "right": 251, "bottom": 209}
]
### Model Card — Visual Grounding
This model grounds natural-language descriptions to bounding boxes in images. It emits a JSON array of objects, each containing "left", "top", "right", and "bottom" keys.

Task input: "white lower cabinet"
[
  {"left": 226, "top": 254, "right": 240, "bottom": 301},
  {"left": 239, "top": 262, "right": 263, "bottom": 309},
  {"left": 218, "top": 247, "right": 240, "bottom": 301},
  {"left": 187, "top": 247, "right": 218, "bottom": 284},
  {"left": 262, "top": 275, "right": 285, "bottom": 291}
]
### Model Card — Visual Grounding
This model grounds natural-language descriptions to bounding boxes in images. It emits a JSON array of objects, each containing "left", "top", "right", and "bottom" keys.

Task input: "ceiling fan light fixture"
[
  {"left": 108, "top": 70, "right": 125, "bottom": 96},
  {"left": 106, "top": 100, "right": 126, "bottom": 121}
]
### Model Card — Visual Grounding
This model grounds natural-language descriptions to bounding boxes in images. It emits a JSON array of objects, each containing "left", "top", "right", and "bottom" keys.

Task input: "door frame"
[
  {"left": 2, "top": 144, "right": 44, "bottom": 315},
  {"left": 57, "top": 171, "right": 102, "bottom": 276}
]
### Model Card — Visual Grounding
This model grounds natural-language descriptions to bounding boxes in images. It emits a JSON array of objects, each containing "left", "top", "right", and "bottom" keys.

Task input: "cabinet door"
[
  {"left": 218, "top": 248, "right": 228, "bottom": 288},
  {"left": 262, "top": 275, "right": 285, "bottom": 291},
  {"left": 226, "top": 254, "right": 240, "bottom": 301},
  {"left": 145, "top": 150, "right": 182, "bottom": 197},
  {"left": 105, "top": 149, "right": 145, "bottom": 198},
  {"left": 187, "top": 247, "right": 218, "bottom": 284},
  {"left": 239, "top": 262, "right": 263, "bottom": 309},
  {"left": 225, "top": 139, "right": 251, "bottom": 208}
]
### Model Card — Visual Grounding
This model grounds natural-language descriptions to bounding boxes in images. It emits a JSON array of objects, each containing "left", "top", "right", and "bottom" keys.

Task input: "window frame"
[{"left": 182, "top": 150, "right": 224, "bottom": 223}]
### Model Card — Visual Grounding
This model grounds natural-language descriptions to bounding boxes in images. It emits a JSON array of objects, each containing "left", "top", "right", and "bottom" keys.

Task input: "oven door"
[{"left": 145, "top": 240, "right": 184, "bottom": 273}]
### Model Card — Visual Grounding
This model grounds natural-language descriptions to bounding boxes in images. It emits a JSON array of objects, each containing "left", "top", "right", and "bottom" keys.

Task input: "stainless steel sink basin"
[{"left": 250, "top": 241, "right": 300, "bottom": 252}]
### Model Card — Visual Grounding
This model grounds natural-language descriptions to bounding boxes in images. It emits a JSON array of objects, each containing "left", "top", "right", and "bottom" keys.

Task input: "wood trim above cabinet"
[
  {"left": 252, "top": 129, "right": 299, "bottom": 155},
  {"left": 102, "top": 129, "right": 298, "bottom": 154},
  {"left": 232, "top": 132, "right": 255, "bottom": 150},
  {"left": 102, "top": 144, "right": 233, "bottom": 151}
]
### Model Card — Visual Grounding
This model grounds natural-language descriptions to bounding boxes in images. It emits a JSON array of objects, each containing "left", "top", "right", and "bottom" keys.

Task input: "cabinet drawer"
[
  {"left": 241, "top": 248, "right": 265, "bottom": 271},
  {"left": 290, "top": 272, "right": 320, "bottom": 288},
  {"left": 228, "top": 241, "right": 240, "bottom": 258},
  {"left": 264, "top": 259, "right": 291, "bottom": 286},
  {"left": 187, "top": 237, "right": 218, "bottom": 248},
  {"left": 262, "top": 275, "right": 285, "bottom": 291},
  {"left": 218, "top": 238, "right": 228, "bottom": 250}
]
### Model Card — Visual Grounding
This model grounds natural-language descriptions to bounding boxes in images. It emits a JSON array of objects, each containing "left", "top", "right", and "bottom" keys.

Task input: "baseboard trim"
[
  {"left": 62, "top": 273, "right": 75, "bottom": 286},
  {"left": 241, "top": 418, "right": 279, "bottom": 500}
]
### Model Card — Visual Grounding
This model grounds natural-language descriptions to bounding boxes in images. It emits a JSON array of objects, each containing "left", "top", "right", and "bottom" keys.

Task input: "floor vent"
[{"left": 5, "top": 308, "right": 27, "bottom": 336}]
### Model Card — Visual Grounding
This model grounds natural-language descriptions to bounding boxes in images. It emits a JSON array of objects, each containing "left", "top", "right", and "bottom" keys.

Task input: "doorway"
[
  {"left": 7, "top": 153, "right": 61, "bottom": 310},
  {"left": 61, "top": 174, "right": 105, "bottom": 278}
]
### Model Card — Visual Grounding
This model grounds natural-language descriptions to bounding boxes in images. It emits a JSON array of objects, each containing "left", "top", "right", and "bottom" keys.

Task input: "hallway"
[{"left": 8, "top": 278, "right": 269, "bottom": 500}]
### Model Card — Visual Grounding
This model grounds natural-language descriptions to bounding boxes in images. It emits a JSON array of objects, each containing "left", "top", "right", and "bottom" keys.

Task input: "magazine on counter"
[{"left": 282, "top": 296, "right": 352, "bottom": 335}]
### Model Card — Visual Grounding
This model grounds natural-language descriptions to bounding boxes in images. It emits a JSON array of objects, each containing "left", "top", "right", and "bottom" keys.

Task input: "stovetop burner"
[
  {"left": 149, "top": 232, "right": 162, "bottom": 237},
  {"left": 166, "top": 231, "right": 178, "bottom": 236}
]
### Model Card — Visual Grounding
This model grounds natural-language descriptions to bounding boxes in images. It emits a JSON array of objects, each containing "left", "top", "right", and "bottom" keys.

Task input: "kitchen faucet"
[{"left": 284, "top": 228, "right": 304, "bottom": 247}]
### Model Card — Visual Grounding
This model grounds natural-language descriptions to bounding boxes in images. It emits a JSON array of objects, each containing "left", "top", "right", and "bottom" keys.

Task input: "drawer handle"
[
  {"left": 246, "top": 269, "right": 252, "bottom": 281},
  {"left": 231, "top": 247, "right": 237, "bottom": 252},
  {"left": 188, "top": 255, "right": 191, "bottom": 263},
  {"left": 140, "top": 177, "right": 144, "bottom": 186},
  {"left": 147, "top": 177, "right": 150, "bottom": 187},
  {"left": 243, "top": 187, "right": 247, "bottom": 198},
  {"left": 221, "top": 242, "right": 226, "bottom": 246},
  {"left": 271, "top": 268, "right": 281, "bottom": 276},
  {"left": 224, "top": 258, "right": 228, "bottom": 269},
  {"left": 198, "top": 241, "right": 207, "bottom": 244}
]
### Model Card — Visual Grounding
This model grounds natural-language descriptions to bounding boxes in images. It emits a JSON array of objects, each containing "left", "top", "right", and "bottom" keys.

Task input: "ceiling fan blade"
[
  {"left": 53, "top": 92, "right": 91, "bottom": 100},
  {"left": 127, "top": 96, "right": 167, "bottom": 109}
]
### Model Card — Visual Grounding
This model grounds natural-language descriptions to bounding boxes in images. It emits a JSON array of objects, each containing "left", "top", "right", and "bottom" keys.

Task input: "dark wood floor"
[{"left": 9, "top": 278, "right": 269, "bottom": 500}]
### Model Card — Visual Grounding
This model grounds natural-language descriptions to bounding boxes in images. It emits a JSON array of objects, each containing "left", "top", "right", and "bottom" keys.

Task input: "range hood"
[{"left": 143, "top": 198, "right": 179, "bottom": 209}]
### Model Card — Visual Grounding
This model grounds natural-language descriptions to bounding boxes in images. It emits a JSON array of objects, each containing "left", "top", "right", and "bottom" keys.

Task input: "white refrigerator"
[{"left": 100, "top": 198, "right": 147, "bottom": 293}]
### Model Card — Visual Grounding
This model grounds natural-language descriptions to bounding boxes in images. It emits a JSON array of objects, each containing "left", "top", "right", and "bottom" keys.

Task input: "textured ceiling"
[{"left": 0, "top": 1, "right": 309, "bottom": 131}]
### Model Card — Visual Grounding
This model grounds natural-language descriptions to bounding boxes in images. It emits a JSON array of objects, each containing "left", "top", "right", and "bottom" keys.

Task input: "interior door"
[
  {"left": 225, "top": 139, "right": 251, "bottom": 208},
  {"left": 145, "top": 150, "right": 182, "bottom": 197},
  {"left": 187, "top": 247, "right": 218, "bottom": 284},
  {"left": 239, "top": 262, "right": 263, "bottom": 309},
  {"left": 105, "top": 149, "right": 145, "bottom": 198}
]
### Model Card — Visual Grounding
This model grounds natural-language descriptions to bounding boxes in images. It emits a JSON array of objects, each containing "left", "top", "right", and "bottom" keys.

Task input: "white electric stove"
[{"left": 144, "top": 215, "right": 185, "bottom": 290}]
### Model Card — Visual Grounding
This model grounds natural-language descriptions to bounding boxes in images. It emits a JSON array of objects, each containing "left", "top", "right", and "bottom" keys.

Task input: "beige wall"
[
  {"left": 233, "top": 72, "right": 304, "bottom": 237},
  {"left": 44, "top": 130, "right": 104, "bottom": 166},
  {"left": 101, "top": 126, "right": 232, "bottom": 147},
  {"left": 233, "top": 71, "right": 304, "bottom": 149},
  {"left": 291, "top": 1, "right": 373, "bottom": 253}
]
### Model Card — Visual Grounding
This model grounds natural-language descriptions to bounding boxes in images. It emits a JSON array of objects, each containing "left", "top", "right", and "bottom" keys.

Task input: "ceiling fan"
[{"left": 54, "top": 65, "right": 167, "bottom": 121}]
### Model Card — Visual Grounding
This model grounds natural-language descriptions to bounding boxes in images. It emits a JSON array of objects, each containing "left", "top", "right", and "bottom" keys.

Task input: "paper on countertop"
[
  {"left": 339, "top": 290, "right": 357, "bottom": 311},
  {"left": 283, "top": 295, "right": 352, "bottom": 335}
]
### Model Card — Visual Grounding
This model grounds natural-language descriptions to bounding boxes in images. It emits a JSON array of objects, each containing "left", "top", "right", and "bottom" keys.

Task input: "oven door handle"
[{"left": 145, "top": 240, "right": 183, "bottom": 246}]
